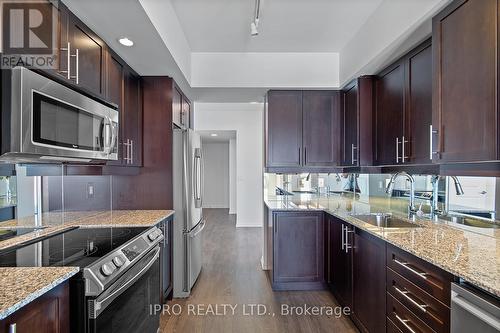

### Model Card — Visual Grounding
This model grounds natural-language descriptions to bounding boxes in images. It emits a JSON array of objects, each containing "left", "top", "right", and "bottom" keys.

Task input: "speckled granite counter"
[
  {"left": 265, "top": 194, "right": 500, "bottom": 297},
  {"left": 0, "top": 267, "right": 79, "bottom": 320},
  {"left": 0, "top": 210, "right": 174, "bottom": 251}
]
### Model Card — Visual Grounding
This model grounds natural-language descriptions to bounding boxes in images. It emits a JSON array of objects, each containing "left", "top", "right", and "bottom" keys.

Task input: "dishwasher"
[{"left": 451, "top": 282, "right": 500, "bottom": 333}]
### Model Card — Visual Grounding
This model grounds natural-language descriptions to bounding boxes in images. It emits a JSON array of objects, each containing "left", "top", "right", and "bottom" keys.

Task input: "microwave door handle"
[
  {"left": 110, "top": 122, "right": 117, "bottom": 155},
  {"left": 102, "top": 117, "right": 112, "bottom": 154}
]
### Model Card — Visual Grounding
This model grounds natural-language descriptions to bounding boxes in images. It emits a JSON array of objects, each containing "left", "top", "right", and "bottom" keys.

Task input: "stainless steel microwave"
[{"left": 0, "top": 67, "right": 118, "bottom": 163}]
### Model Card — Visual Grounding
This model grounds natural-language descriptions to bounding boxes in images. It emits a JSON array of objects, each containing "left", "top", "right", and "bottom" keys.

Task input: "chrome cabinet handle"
[
  {"left": 60, "top": 42, "right": 71, "bottom": 79},
  {"left": 351, "top": 144, "right": 357, "bottom": 164},
  {"left": 396, "top": 137, "right": 401, "bottom": 163},
  {"left": 344, "top": 225, "right": 354, "bottom": 253},
  {"left": 402, "top": 136, "right": 409, "bottom": 163},
  {"left": 9, "top": 323, "right": 16, "bottom": 333},
  {"left": 304, "top": 147, "right": 307, "bottom": 165},
  {"left": 429, "top": 125, "right": 438, "bottom": 160},
  {"left": 394, "top": 286, "right": 428, "bottom": 313},
  {"left": 70, "top": 48, "right": 79, "bottom": 84},
  {"left": 130, "top": 139, "right": 134, "bottom": 164},
  {"left": 341, "top": 225, "right": 345, "bottom": 250},
  {"left": 394, "top": 258, "right": 428, "bottom": 280},
  {"left": 395, "top": 314, "right": 416, "bottom": 333}
]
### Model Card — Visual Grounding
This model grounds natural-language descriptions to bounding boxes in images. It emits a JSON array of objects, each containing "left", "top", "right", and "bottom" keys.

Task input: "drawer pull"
[
  {"left": 395, "top": 314, "right": 417, "bottom": 333},
  {"left": 394, "top": 258, "right": 428, "bottom": 280},
  {"left": 394, "top": 286, "right": 428, "bottom": 313}
]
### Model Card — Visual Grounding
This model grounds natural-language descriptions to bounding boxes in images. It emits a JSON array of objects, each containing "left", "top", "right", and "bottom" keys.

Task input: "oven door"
[{"left": 88, "top": 246, "right": 161, "bottom": 333}]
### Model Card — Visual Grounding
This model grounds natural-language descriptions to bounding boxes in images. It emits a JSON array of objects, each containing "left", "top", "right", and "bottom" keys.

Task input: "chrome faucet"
[
  {"left": 431, "top": 175, "right": 464, "bottom": 217},
  {"left": 386, "top": 171, "right": 416, "bottom": 216}
]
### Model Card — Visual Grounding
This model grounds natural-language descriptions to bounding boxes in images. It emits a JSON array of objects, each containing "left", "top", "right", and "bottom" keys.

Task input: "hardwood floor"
[{"left": 160, "top": 208, "right": 358, "bottom": 333}]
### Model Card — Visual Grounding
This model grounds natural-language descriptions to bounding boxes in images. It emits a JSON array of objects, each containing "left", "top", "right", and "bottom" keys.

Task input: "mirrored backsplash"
[{"left": 264, "top": 173, "right": 500, "bottom": 222}]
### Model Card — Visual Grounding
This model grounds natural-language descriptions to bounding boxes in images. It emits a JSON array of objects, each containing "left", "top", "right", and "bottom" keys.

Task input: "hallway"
[{"left": 160, "top": 209, "right": 358, "bottom": 333}]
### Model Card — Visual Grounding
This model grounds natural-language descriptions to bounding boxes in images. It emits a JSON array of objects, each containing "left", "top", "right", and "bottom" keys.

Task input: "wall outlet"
[{"left": 87, "top": 183, "right": 95, "bottom": 199}]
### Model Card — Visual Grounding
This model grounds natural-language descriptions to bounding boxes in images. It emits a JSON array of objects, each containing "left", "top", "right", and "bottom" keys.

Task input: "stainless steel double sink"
[{"left": 351, "top": 213, "right": 420, "bottom": 229}]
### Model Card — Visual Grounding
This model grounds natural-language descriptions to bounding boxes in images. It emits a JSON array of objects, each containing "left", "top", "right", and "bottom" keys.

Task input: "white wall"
[
  {"left": 191, "top": 52, "right": 339, "bottom": 88},
  {"left": 202, "top": 142, "right": 229, "bottom": 208},
  {"left": 229, "top": 138, "right": 237, "bottom": 214},
  {"left": 195, "top": 103, "right": 263, "bottom": 227}
]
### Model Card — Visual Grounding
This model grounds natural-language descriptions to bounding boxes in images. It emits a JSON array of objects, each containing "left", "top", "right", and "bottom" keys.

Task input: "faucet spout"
[{"left": 386, "top": 171, "right": 416, "bottom": 216}]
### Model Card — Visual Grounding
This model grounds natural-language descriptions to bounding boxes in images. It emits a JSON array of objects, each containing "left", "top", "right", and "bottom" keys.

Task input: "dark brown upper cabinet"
[
  {"left": 55, "top": 2, "right": 105, "bottom": 98},
  {"left": 172, "top": 85, "right": 192, "bottom": 129},
  {"left": 432, "top": 0, "right": 498, "bottom": 163},
  {"left": 375, "top": 39, "right": 432, "bottom": 166},
  {"left": 302, "top": 91, "right": 340, "bottom": 167},
  {"left": 105, "top": 51, "right": 142, "bottom": 167},
  {"left": 341, "top": 76, "right": 374, "bottom": 166},
  {"left": 265, "top": 90, "right": 340, "bottom": 170}
]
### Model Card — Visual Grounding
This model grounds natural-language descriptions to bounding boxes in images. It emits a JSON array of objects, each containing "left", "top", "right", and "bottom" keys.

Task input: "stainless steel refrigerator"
[{"left": 173, "top": 126, "right": 205, "bottom": 298}]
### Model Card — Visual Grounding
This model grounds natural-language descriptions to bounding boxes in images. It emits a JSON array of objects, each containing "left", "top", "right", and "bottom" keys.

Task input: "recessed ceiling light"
[
  {"left": 210, "top": 133, "right": 218, "bottom": 137},
  {"left": 118, "top": 37, "right": 134, "bottom": 47}
]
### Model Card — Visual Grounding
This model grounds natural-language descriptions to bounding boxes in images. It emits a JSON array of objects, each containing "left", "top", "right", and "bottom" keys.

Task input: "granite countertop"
[
  {"left": 0, "top": 267, "right": 79, "bottom": 320},
  {"left": 265, "top": 193, "right": 500, "bottom": 297}
]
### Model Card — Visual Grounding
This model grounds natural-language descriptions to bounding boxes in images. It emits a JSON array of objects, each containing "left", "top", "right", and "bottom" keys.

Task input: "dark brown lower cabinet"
[
  {"left": 0, "top": 281, "right": 70, "bottom": 333},
  {"left": 328, "top": 215, "right": 353, "bottom": 310},
  {"left": 159, "top": 217, "right": 173, "bottom": 303},
  {"left": 352, "top": 228, "right": 387, "bottom": 333},
  {"left": 271, "top": 211, "right": 325, "bottom": 290}
]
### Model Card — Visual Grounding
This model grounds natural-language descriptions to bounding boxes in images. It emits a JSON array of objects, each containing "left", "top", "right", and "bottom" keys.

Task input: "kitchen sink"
[
  {"left": 351, "top": 213, "right": 420, "bottom": 228},
  {"left": 439, "top": 214, "right": 499, "bottom": 229}
]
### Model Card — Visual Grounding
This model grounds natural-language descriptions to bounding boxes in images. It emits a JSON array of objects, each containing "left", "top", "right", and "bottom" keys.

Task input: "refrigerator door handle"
[
  {"left": 187, "top": 219, "right": 206, "bottom": 238},
  {"left": 194, "top": 148, "right": 203, "bottom": 208}
]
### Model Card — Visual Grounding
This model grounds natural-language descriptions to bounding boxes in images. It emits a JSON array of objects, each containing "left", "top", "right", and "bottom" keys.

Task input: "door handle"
[
  {"left": 304, "top": 147, "right": 307, "bottom": 165},
  {"left": 394, "top": 314, "right": 416, "bottom": 333},
  {"left": 351, "top": 144, "right": 357, "bottom": 165},
  {"left": 70, "top": 48, "right": 79, "bottom": 84},
  {"left": 130, "top": 139, "right": 134, "bottom": 164},
  {"left": 429, "top": 125, "right": 438, "bottom": 160},
  {"left": 402, "top": 136, "right": 409, "bottom": 163},
  {"left": 60, "top": 42, "right": 71, "bottom": 79},
  {"left": 394, "top": 286, "right": 428, "bottom": 313},
  {"left": 396, "top": 137, "right": 401, "bottom": 163}
]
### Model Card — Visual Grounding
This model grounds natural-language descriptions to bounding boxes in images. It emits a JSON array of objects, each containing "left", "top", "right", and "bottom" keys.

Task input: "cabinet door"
[
  {"left": 123, "top": 70, "right": 142, "bottom": 166},
  {"left": 172, "top": 87, "right": 183, "bottom": 128},
  {"left": 432, "top": 0, "right": 498, "bottom": 162},
  {"left": 302, "top": 91, "right": 340, "bottom": 167},
  {"left": 181, "top": 97, "right": 191, "bottom": 129},
  {"left": 266, "top": 91, "right": 303, "bottom": 167},
  {"left": 0, "top": 282, "right": 69, "bottom": 333},
  {"left": 329, "top": 217, "right": 352, "bottom": 310},
  {"left": 273, "top": 212, "right": 323, "bottom": 285},
  {"left": 106, "top": 53, "right": 124, "bottom": 166},
  {"left": 342, "top": 83, "right": 358, "bottom": 166},
  {"left": 68, "top": 15, "right": 105, "bottom": 96},
  {"left": 352, "top": 228, "right": 386, "bottom": 333},
  {"left": 375, "top": 63, "right": 405, "bottom": 165},
  {"left": 406, "top": 41, "right": 432, "bottom": 164}
]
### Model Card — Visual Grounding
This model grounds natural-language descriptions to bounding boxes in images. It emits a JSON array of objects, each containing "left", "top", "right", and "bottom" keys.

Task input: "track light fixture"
[{"left": 251, "top": 0, "right": 261, "bottom": 36}]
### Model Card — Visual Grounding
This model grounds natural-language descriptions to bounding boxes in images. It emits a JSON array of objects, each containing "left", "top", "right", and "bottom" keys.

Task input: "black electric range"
[{"left": 0, "top": 227, "right": 148, "bottom": 268}]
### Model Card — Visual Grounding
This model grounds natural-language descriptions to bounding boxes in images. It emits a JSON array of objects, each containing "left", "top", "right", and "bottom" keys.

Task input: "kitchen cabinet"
[
  {"left": 53, "top": 2, "right": 105, "bottom": 98},
  {"left": 105, "top": 52, "right": 142, "bottom": 167},
  {"left": 159, "top": 217, "right": 173, "bottom": 303},
  {"left": 172, "top": 86, "right": 191, "bottom": 129},
  {"left": 375, "top": 39, "right": 432, "bottom": 166},
  {"left": 352, "top": 228, "right": 386, "bottom": 333},
  {"left": 0, "top": 282, "right": 70, "bottom": 333},
  {"left": 341, "top": 77, "right": 374, "bottom": 166},
  {"left": 328, "top": 215, "right": 353, "bottom": 310},
  {"left": 302, "top": 91, "right": 340, "bottom": 167},
  {"left": 266, "top": 90, "right": 340, "bottom": 170},
  {"left": 271, "top": 211, "right": 325, "bottom": 290},
  {"left": 432, "top": 0, "right": 498, "bottom": 162}
]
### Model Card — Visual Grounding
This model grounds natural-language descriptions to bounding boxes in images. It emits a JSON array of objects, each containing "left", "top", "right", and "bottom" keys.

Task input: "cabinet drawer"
[
  {"left": 387, "top": 293, "right": 434, "bottom": 333},
  {"left": 387, "top": 317, "right": 404, "bottom": 333},
  {"left": 387, "top": 244, "right": 454, "bottom": 305},
  {"left": 387, "top": 268, "right": 450, "bottom": 333}
]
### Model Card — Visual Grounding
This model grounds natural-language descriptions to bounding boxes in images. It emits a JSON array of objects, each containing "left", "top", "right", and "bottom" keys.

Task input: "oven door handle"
[{"left": 89, "top": 246, "right": 160, "bottom": 319}]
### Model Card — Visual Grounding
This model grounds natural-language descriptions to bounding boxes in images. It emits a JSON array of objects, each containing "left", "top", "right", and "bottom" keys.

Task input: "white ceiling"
[
  {"left": 198, "top": 130, "right": 236, "bottom": 142},
  {"left": 170, "top": 0, "right": 384, "bottom": 52}
]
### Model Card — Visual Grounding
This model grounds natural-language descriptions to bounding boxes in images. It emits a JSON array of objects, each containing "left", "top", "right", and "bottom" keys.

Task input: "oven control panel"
[{"left": 84, "top": 226, "right": 164, "bottom": 296}]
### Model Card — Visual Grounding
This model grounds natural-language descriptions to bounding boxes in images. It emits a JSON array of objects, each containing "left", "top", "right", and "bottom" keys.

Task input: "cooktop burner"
[{"left": 0, "top": 227, "right": 148, "bottom": 268}]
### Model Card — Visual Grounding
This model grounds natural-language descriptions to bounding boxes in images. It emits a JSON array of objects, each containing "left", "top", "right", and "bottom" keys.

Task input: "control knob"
[
  {"left": 101, "top": 262, "right": 115, "bottom": 276},
  {"left": 112, "top": 256, "right": 124, "bottom": 267}
]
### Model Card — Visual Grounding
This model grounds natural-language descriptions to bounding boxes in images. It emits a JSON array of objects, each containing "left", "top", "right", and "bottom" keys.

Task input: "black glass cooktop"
[{"left": 0, "top": 227, "right": 147, "bottom": 268}]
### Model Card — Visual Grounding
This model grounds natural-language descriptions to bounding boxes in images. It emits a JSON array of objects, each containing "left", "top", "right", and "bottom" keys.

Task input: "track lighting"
[{"left": 251, "top": 0, "right": 261, "bottom": 36}]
